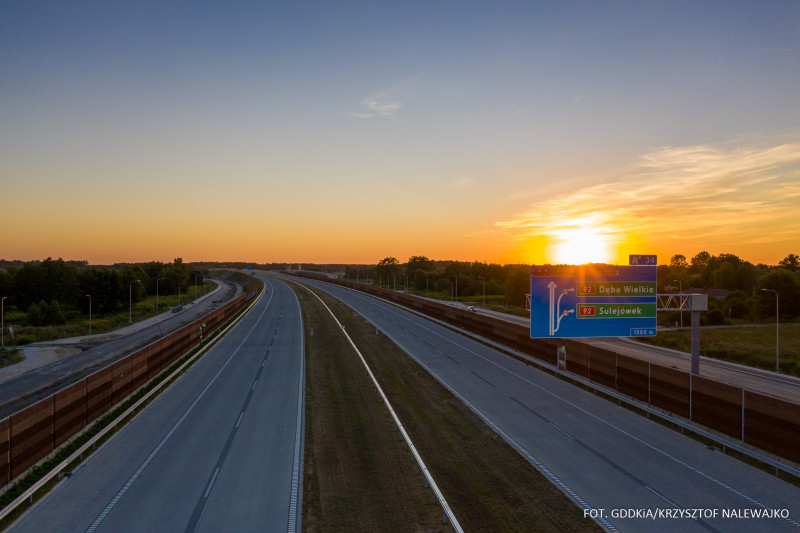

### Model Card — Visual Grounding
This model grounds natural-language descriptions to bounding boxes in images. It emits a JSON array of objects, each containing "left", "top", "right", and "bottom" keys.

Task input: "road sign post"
[{"left": 530, "top": 264, "right": 657, "bottom": 339}]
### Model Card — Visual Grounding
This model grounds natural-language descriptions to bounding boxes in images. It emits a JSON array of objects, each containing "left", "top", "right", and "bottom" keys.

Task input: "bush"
[
  {"left": 26, "top": 302, "right": 43, "bottom": 326},
  {"left": 725, "top": 297, "right": 751, "bottom": 319},
  {"left": 705, "top": 308, "right": 727, "bottom": 325}
]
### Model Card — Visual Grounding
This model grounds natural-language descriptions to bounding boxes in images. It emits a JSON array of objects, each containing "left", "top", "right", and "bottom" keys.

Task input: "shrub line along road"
[
  {"left": 7, "top": 272, "right": 800, "bottom": 532},
  {"left": 289, "top": 275, "right": 800, "bottom": 533},
  {"left": 8, "top": 274, "right": 305, "bottom": 532}
]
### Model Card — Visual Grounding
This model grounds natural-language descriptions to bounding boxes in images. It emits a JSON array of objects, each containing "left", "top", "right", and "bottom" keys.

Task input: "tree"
[
  {"left": 779, "top": 253, "right": 800, "bottom": 271},
  {"left": 690, "top": 251, "right": 711, "bottom": 274},
  {"left": 159, "top": 258, "right": 189, "bottom": 295},
  {"left": 375, "top": 257, "right": 401, "bottom": 286},
  {"left": 406, "top": 255, "right": 435, "bottom": 276},
  {"left": 756, "top": 268, "right": 800, "bottom": 319},
  {"left": 669, "top": 254, "right": 688, "bottom": 269},
  {"left": 504, "top": 265, "right": 530, "bottom": 306}
]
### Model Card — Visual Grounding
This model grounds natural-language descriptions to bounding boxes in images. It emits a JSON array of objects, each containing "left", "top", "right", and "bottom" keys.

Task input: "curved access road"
[
  {"left": 294, "top": 276, "right": 800, "bottom": 533},
  {"left": 9, "top": 274, "right": 305, "bottom": 533},
  {"left": 0, "top": 279, "right": 242, "bottom": 418}
]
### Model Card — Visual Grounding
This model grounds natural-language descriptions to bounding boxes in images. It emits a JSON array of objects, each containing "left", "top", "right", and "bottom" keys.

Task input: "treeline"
[
  {"left": 658, "top": 252, "right": 800, "bottom": 322},
  {"left": 339, "top": 252, "right": 800, "bottom": 322},
  {"left": 0, "top": 257, "right": 209, "bottom": 326}
]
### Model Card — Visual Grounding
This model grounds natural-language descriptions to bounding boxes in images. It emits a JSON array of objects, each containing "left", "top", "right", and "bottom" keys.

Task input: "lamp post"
[
  {"left": 760, "top": 288, "right": 780, "bottom": 372},
  {"left": 451, "top": 275, "right": 458, "bottom": 304},
  {"left": 673, "top": 279, "right": 683, "bottom": 328},
  {"left": 129, "top": 279, "right": 141, "bottom": 324},
  {"left": 86, "top": 295, "right": 91, "bottom": 336},
  {"left": 425, "top": 273, "right": 429, "bottom": 296},
  {"left": 447, "top": 281, "right": 453, "bottom": 302},
  {"left": 1, "top": 296, "right": 7, "bottom": 349},
  {"left": 478, "top": 276, "right": 486, "bottom": 308},
  {"left": 156, "top": 278, "right": 165, "bottom": 315},
  {"left": 195, "top": 276, "right": 198, "bottom": 301}
]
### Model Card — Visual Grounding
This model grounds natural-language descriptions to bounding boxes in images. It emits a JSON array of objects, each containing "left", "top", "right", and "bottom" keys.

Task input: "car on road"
[{"left": 468, "top": 306, "right": 477, "bottom": 312}]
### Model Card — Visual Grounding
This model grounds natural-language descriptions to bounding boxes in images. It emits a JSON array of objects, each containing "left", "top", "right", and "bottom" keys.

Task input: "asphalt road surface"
[
  {"left": 293, "top": 276, "right": 800, "bottom": 533},
  {"left": 9, "top": 274, "right": 305, "bottom": 533},
  {"left": 448, "top": 303, "right": 800, "bottom": 404},
  {"left": 0, "top": 280, "right": 239, "bottom": 418}
]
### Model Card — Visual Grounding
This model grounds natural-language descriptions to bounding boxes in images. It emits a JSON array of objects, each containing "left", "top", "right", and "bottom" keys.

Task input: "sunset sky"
[{"left": 2, "top": 2, "right": 799, "bottom": 266}]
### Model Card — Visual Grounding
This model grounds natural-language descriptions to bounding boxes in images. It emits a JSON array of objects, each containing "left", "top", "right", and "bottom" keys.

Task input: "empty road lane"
[
  {"left": 9, "top": 275, "right": 305, "bottom": 533},
  {"left": 294, "top": 276, "right": 800, "bottom": 533}
]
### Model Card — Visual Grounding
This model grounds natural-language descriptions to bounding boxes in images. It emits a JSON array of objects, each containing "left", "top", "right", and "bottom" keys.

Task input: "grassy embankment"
[
  {"left": 637, "top": 323, "right": 800, "bottom": 376},
  {"left": 294, "top": 281, "right": 600, "bottom": 532},
  {"left": 1, "top": 283, "right": 214, "bottom": 348}
]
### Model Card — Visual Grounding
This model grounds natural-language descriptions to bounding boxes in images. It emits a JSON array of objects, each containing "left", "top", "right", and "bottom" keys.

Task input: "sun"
[{"left": 551, "top": 227, "right": 613, "bottom": 265}]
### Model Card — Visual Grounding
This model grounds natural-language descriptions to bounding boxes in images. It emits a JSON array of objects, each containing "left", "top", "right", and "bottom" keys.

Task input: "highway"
[
  {"left": 460, "top": 305, "right": 800, "bottom": 404},
  {"left": 0, "top": 279, "right": 242, "bottom": 418},
  {"left": 292, "top": 276, "right": 800, "bottom": 533},
  {"left": 9, "top": 275, "right": 305, "bottom": 533}
]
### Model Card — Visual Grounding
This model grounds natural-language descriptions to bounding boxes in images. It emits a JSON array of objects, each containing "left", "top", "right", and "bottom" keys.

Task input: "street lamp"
[
  {"left": 447, "top": 280, "right": 453, "bottom": 302},
  {"left": 451, "top": 275, "right": 458, "bottom": 304},
  {"left": 86, "top": 295, "right": 92, "bottom": 336},
  {"left": 156, "top": 278, "right": 166, "bottom": 315},
  {"left": 129, "top": 279, "right": 141, "bottom": 324},
  {"left": 478, "top": 276, "right": 486, "bottom": 308},
  {"left": 673, "top": 279, "right": 683, "bottom": 328},
  {"left": 760, "top": 288, "right": 780, "bottom": 372},
  {"left": 1, "top": 296, "right": 7, "bottom": 349}
]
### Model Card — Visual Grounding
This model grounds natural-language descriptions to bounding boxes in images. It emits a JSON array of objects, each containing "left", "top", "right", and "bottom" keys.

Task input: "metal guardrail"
[
  {"left": 0, "top": 293, "right": 260, "bottom": 525},
  {"left": 299, "top": 276, "right": 800, "bottom": 482},
  {"left": 359, "top": 289, "right": 800, "bottom": 480},
  {"left": 289, "top": 279, "right": 463, "bottom": 531}
]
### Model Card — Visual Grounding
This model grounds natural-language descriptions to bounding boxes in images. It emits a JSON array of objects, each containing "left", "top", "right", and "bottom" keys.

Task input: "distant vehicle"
[{"left": 468, "top": 306, "right": 477, "bottom": 312}]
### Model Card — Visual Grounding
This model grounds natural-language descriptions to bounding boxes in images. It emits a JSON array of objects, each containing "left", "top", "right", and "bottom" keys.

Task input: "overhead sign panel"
[
  {"left": 629, "top": 254, "right": 657, "bottom": 266},
  {"left": 530, "top": 264, "right": 657, "bottom": 338}
]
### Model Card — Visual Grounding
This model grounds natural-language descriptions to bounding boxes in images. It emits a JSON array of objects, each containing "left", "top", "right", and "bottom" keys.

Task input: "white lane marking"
[
  {"left": 84, "top": 285, "right": 276, "bottom": 532},
  {"left": 204, "top": 468, "right": 220, "bottom": 499},
  {"left": 315, "top": 282, "right": 799, "bottom": 528},
  {"left": 286, "top": 283, "right": 305, "bottom": 533}
]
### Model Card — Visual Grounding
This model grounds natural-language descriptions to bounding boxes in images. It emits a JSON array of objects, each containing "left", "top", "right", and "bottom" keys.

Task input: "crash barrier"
[
  {"left": 290, "top": 273, "right": 800, "bottom": 466},
  {"left": 0, "top": 294, "right": 247, "bottom": 489}
]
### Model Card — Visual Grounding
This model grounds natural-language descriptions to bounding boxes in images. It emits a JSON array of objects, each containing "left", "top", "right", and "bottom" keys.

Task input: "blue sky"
[{"left": 2, "top": 1, "right": 799, "bottom": 264}]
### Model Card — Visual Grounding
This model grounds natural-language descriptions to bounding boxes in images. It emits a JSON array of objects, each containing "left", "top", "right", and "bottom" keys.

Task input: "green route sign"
[{"left": 530, "top": 264, "right": 658, "bottom": 338}]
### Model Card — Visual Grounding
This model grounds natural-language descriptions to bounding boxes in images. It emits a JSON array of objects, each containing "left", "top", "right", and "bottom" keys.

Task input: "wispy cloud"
[
  {"left": 495, "top": 135, "right": 800, "bottom": 254},
  {"left": 350, "top": 94, "right": 402, "bottom": 119},
  {"left": 449, "top": 175, "right": 474, "bottom": 190}
]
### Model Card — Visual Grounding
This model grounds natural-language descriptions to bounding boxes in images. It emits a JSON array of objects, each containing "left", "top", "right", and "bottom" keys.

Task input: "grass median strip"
[
  {"left": 295, "top": 286, "right": 446, "bottom": 532},
  {"left": 293, "top": 282, "right": 601, "bottom": 532}
]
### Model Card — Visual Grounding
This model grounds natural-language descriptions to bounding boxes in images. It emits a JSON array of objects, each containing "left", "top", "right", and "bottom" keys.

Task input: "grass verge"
[
  {"left": 0, "top": 349, "right": 23, "bottom": 370},
  {"left": 294, "top": 282, "right": 601, "bottom": 532},
  {"left": 295, "top": 285, "right": 446, "bottom": 532},
  {"left": 636, "top": 323, "right": 800, "bottom": 376}
]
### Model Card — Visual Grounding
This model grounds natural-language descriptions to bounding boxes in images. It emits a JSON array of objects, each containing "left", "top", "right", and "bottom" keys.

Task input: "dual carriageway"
[{"left": 3, "top": 272, "right": 799, "bottom": 532}]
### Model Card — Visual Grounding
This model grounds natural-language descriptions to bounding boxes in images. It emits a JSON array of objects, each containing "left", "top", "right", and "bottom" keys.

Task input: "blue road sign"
[{"left": 530, "top": 264, "right": 657, "bottom": 338}]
